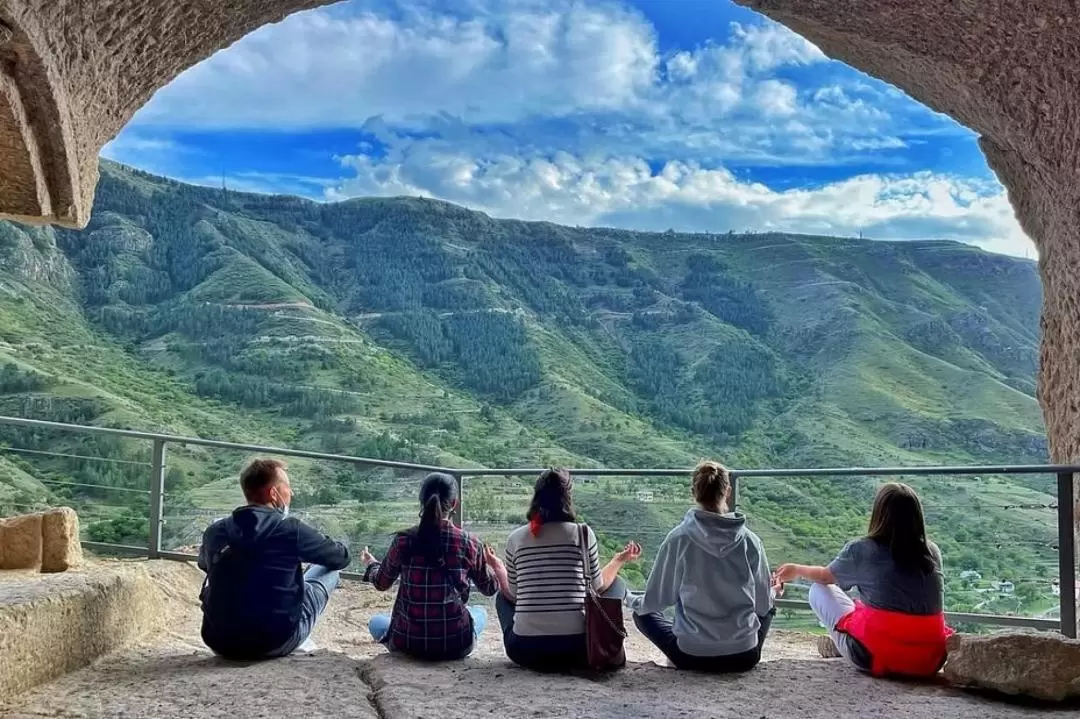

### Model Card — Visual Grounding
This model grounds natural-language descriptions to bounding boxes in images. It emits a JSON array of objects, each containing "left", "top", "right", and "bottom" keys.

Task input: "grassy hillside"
[{"left": 0, "top": 162, "right": 1055, "bottom": 617}]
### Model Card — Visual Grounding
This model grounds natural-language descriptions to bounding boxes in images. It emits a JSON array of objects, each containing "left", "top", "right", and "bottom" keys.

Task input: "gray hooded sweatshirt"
[{"left": 629, "top": 508, "right": 773, "bottom": 656}]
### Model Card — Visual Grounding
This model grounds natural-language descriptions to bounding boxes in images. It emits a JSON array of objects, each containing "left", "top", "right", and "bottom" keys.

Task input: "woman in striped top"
[{"left": 494, "top": 468, "right": 641, "bottom": 671}]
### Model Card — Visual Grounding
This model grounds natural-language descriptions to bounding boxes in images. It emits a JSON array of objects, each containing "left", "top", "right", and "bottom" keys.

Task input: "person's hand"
[
  {"left": 484, "top": 544, "right": 504, "bottom": 568},
  {"left": 771, "top": 579, "right": 785, "bottom": 598},
  {"left": 772, "top": 563, "right": 798, "bottom": 586},
  {"left": 614, "top": 541, "right": 642, "bottom": 564},
  {"left": 360, "top": 547, "right": 377, "bottom": 567}
]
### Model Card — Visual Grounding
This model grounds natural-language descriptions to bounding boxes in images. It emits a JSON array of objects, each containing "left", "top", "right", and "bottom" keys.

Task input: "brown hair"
[
  {"left": 527, "top": 468, "right": 577, "bottom": 535},
  {"left": 692, "top": 460, "right": 730, "bottom": 509},
  {"left": 867, "top": 482, "right": 935, "bottom": 574},
  {"left": 240, "top": 458, "right": 287, "bottom": 503}
]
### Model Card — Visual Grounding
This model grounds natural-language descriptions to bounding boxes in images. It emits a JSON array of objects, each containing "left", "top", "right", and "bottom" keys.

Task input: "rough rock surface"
[
  {"left": 2, "top": 0, "right": 1078, "bottom": 546},
  {"left": 0, "top": 563, "right": 165, "bottom": 702},
  {"left": 0, "top": 0, "right": 336, "bottom": 227},
  {"left": 945, "top": 632, "right": 1080, "bottom": 702},
  {"left": 2, "top": 560, "right": 1076, "bottom": 718},
  {"left": 0, "top": 0, "right": 1078, "bottom": 554},
  {"left": 40, "top": 506, "right": 82, "bottom": 572},
  {"left": 0, "top": 511, "right": 42, "bottom": 569}
]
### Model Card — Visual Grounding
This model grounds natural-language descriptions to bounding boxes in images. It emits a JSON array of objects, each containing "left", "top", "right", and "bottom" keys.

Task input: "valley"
[{"left": 0, "top": 162, "right": 1054, "bottom": 623}]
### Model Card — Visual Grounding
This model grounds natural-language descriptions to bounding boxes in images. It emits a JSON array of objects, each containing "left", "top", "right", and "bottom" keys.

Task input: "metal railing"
[{"left": 0, "top": 414, "right": 1075, "bottom": 638}]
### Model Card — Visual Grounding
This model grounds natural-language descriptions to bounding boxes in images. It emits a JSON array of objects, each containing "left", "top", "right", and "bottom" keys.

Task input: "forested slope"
[{"left": 0, "top": 162, "right": 1053, "bottom": 615}]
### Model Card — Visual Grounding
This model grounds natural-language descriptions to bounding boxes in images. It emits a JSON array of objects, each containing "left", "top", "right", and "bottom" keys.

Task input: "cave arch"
[{"left": 0, "top": 0, "right": 1077, "bottom": 478}]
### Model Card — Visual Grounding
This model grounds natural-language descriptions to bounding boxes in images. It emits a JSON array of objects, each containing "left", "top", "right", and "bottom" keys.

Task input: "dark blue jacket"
[{"left": 198, "top": 505, "right": 350, "bottom": 659}]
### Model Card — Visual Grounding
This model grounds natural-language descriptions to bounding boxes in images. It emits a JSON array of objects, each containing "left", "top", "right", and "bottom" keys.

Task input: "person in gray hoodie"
[{"left": 627, "top": 460, "right": 776, "bottom": 672}]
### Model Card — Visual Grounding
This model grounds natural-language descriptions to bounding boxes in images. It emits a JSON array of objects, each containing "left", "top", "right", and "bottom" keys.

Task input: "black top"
[{"left": 198, "top": 505, "right": 350, "bottom": 659}]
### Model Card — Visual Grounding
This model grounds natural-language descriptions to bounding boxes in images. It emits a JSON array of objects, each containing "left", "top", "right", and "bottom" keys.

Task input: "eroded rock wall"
[{"left": 0, "top": 0, "right": 334, "bottom": 226}]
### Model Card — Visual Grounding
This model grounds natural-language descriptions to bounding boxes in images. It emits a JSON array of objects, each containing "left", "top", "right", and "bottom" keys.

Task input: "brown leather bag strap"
[
  {"left": 579, "top": 523, "right": 628, "bottom": 639},
  {"left": 578, "top": 523, "right": 595, "bottom": 596}
]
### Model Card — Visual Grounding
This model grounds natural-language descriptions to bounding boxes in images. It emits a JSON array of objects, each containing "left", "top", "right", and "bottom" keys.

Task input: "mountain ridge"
[{"left": 0, "top": 160, "right": 1054, "bottom": 614}]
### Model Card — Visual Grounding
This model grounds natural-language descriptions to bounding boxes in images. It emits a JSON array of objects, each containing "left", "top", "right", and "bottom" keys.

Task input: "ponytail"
[
  {"left": 413, "top": 472, "right": 457, "bottom": 565},
  {"left": 417, "top": 493, "right": 444, "bottom": 558}
]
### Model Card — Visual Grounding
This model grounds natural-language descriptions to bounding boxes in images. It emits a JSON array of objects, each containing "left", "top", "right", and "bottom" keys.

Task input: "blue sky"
[{"left": 103, "top": 0, "right": 1033, "bottom": 257}]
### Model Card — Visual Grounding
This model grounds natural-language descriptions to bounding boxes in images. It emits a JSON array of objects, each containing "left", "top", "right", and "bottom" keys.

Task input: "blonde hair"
[{"left": 692, "top": 460, "right": 730, "bottom": 509}]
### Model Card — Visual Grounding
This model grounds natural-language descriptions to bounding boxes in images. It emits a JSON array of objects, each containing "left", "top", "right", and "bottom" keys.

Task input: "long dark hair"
[
  {"left": 415, "top": 472, "right": 458, "bottom": 564},
  {"left": 867, "top": 482, "right": 935, "bottom": 574},
  {"left": 527, "top": 468, "right": 576, "bottom": 536}
]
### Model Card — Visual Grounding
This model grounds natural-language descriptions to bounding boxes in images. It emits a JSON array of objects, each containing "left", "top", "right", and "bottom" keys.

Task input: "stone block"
[
  {"left": 0, "top": 566, "right": 166, "bottom": 703},
  {"left": 0, "top": 512, "right": 43, "bottom": 570},
  {"left": 944, "top": 631, "right": 1080, "bottom": 701},
  {"left": 40, "top": 507, "right": 82, "bottom": 572}
]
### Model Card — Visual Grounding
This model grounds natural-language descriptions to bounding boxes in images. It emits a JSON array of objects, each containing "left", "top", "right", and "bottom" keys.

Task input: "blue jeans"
[
  {"left": 266, "top": 565, "right": 340, "bottom": 658},
  {"left": 368, "top": 606, "right": 488, "bottom": 647}
]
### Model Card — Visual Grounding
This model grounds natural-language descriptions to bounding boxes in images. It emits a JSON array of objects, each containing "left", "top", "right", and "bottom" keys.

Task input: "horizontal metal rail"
[
  {"left": 461, "top": 464, "right": 1080, "bottom": 478},
  {"left": 7, "top": 413, "right": 1071, "bottom": 637},
  {"left": 774, "top": 599, "right": 1061, "bottom": 631},
  {"left": 0, "top": 415, "right": 449, "bottom": 473},
  {"left": 82, "top": 543, "right": 1065, "bottom": 632}
]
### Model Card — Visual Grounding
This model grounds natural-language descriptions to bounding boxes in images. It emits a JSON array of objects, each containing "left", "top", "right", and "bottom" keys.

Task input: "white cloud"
[
  {"left": 102, "top": 134, "right": 187, "bottom": 159},
  {"left": 729, "top": 20, "right": 825, "bottom": 72},
  {"left": 127, "top": 0, "right": 916, "bottom": 166},
  {"left": 132, "top": 0, "right": 658, "bottom": 129},
  {"left": 112, "top": 0, "right": 1023, "bottom": 256},
  {"left": 753, "top": 80, "right": 798, "bottom": 117},
  {"left": 328, "top": 141, "right": 1033, "bottom": 257}
]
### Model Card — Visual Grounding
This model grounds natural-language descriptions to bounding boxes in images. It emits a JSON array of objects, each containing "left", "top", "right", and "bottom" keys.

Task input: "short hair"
[{"left": 240, "top": 458, "right": 287, "bottom": 502}]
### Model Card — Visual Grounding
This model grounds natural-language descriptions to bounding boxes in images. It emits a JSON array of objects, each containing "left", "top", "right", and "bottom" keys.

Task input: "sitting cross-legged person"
[
  {"left": 362, "top": 472, "right": 502, "bottom": 661},
  {"left": 628, "top": 461, "right": 777, "bottom": 672},
  {"left": 772, "top": 482, "right": 952, "bottom": 679},
  {"left": 495, "top": 467, "right": 641, "bottom": 672},
  {"left": 198, "top": 458, "right": 350, "bottom": 660}
]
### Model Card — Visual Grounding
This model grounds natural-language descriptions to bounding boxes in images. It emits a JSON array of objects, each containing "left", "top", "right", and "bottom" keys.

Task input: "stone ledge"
[
  {"left": 0, "top": 565, "right": 165, "bottom": 703},
  {"left": 360, "top": 653, "right": 1073, "bottom": 719},
  {"left": 3, "top": 645, "right": 377, "bottom": 719}
]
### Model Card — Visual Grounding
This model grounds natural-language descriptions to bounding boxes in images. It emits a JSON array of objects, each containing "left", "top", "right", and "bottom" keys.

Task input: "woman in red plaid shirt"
[{"left": 361, "top": 472, "right": 505, "bottom": 661}]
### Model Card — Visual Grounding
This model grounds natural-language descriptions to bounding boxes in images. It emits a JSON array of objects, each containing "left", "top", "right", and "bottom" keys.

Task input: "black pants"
[
  {"left": 633, "top": 607, "right": 775, "bottom": 673},
  {"left": 496, "top": 578, "right": 626, "bottom": 672}
]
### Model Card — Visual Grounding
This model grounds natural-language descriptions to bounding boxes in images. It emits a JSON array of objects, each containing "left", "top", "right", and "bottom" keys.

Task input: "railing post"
[
  {"left": 451, "top": 472, "right": 464, "bottom": 528},
  {"left": 730, "top": 475, "right": 740, "bottom": 512},
  {"left": 1057, "top": 471, "right": 1077, "bottom": 638},
  {"left": 148, "top": 439, "right": 167, "bottom": 559}
]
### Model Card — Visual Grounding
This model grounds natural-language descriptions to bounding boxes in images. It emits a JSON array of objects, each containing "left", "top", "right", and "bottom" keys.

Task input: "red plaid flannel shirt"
[{"left": 365, "top": 521, "right": 498, "bottom": 659}]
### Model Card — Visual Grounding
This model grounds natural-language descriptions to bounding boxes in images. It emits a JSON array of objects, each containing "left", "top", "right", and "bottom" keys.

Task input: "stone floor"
[{"left": 2, "top": 560, "right": 1076, "bottom": 718}]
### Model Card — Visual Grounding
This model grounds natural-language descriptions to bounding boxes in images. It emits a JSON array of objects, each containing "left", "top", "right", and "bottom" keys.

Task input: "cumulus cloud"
[
  {"left": 132, "top": 0, "right": 658, "bottom": 129},
  {"left": 328, "top": 139, "right": 1033, "bottom": 257},
  {"left": 112, "top": 0, "right": 1030, "bottom": 257},
  {"left": 129, "top": 0, "right": 924, "bottom": 166}
]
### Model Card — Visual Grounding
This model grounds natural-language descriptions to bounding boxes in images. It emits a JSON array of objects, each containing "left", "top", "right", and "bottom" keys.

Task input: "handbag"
[{"left": 578, "top": 524, "right": 627, "bottom": 671}]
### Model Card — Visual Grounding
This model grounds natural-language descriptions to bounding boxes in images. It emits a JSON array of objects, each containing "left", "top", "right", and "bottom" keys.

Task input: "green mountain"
[{"left": 0, "top": 162, "right": 1054, "bottom": 617}]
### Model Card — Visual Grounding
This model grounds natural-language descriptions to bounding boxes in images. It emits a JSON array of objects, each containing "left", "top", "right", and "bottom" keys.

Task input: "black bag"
[{"left": 578, "top": 524, "right": 627, "bottom": 671}]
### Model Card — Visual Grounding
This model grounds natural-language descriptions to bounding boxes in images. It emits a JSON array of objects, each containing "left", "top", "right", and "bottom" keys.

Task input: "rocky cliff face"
[{"left": 0, "top": 223, "right": 72, "bottom": 291}]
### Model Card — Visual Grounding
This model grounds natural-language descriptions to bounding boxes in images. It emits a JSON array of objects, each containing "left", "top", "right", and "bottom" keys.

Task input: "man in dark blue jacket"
[{"left": 198, "top": 458, "right": 350, "bottom": 659}]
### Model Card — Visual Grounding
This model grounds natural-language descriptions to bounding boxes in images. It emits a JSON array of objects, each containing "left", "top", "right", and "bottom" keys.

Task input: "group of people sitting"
[{"left": 198, "top": 457, "right": 951, "bottom": 679}]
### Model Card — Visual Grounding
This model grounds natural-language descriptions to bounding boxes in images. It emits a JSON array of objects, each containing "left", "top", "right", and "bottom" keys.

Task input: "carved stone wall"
[{"left": 0, "top": 0, "right": 333, "bottom": 226}]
